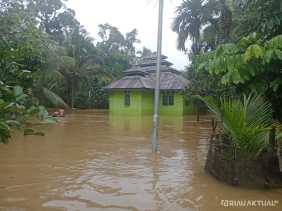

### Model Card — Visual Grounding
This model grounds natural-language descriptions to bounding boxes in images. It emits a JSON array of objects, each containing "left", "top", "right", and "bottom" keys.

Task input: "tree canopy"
[
  {"left": 174, "top": 0, "right": 282, "bottom": 120},
  {"left": 0, "top": 0, "right": 153, "bottom": 142}
]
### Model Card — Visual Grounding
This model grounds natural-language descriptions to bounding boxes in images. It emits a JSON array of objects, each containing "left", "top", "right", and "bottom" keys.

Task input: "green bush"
[{"left": 198, "top": 94, "right": 273, "bottom": 158}]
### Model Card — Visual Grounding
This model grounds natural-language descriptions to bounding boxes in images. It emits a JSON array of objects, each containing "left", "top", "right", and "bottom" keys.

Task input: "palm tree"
[
  {"left": 33, "top": 42, "right": 69, "bottom": 108},
  {"left": 198, "top": 94, "right": 273, "bottom": 158},
  {"left": 35, "top": 25, "right": 113, "bottom": 109},
  {"left": 172, "top": 0, "right": 205, "bottom": 53},
  {"left": 62, "top": 26, "right": 113, "bottom": 108},
  {"left": 172, "top": 0, "right": 233, "bottom": 53}
]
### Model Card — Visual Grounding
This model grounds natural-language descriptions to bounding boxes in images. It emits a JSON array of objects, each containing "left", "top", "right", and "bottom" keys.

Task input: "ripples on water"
[{"left": 0, "top": 110, "right": 281, "bottom": 211}]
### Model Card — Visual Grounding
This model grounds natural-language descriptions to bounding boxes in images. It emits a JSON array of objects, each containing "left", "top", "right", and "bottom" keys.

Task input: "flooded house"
[{"left": 105, "top": 55, "right": 193, "bottom": 115}]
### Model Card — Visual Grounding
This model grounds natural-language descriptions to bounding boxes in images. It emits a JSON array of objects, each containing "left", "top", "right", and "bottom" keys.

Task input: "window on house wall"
[
  {"left": 124, "top": 91, "right": 130, "bottom": 106},
  {"left": 162, "top": 92, "right": 174, "bottom": 106}
]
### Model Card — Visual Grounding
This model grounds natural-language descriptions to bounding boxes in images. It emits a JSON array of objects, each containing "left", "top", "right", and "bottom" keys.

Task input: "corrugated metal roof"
[
  {"left": 105, "top": 72, "right": 190, "bottom": 90},
  {"left": 105, "top": 55, "right": 190, "bottom": 91},
  {"left": 125, "top": 65, "right": 179, "bottom": 74}
]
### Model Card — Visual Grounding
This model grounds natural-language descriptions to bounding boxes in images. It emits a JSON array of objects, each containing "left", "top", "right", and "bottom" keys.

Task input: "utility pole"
[{"left": 152, "top": 0, "right": 164, "bottom": 152}]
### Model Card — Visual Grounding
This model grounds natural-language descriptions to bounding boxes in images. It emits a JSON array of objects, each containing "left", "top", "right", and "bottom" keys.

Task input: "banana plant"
[{"left": 0, "top": 83, "right": 56, "bottom": 143}]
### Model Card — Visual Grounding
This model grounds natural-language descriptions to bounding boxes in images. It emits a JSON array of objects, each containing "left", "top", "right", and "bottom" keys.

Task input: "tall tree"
[
  {"left": 190, "top": 0, "right": 282, "bottom": 119},
  {"left": 172, "top": 0, "right": 204, "bottom": 53},
  {"left": 172, "top": 0, "right": 233, "bottom": 53},
  {"left": 125, "top": 29, "right": 140, "bottom": 58},
  {"left": 26, "top": 0, "right": 79, "bottom": 43},
  {"left": 0, "top": 0, "right": 56, "bottom": 143}
]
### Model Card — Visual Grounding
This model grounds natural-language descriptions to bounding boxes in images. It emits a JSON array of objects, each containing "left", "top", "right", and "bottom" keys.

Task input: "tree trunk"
[
  {"left": 196, "top": 107, "right": 200, "bottom": 122},
  {"left": 71, "top": 77, "right": 75, "bottom": 109}
]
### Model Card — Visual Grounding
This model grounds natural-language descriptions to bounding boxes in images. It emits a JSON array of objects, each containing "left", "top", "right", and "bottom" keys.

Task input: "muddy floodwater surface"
[{"left": 0, "top": 110, "right": 281, "bottom": 211}]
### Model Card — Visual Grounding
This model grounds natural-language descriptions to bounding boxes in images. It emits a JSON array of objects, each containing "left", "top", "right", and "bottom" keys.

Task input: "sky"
[{"left": 66, "top": 0, "right": 191, "bottom": 70}]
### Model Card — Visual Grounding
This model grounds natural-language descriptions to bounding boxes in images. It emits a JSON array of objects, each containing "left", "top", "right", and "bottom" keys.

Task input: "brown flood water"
[{"left": 0, "top": 110, "right": 281, "bottom": 211}]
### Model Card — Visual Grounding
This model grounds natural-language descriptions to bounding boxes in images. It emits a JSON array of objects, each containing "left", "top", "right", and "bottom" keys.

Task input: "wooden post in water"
[
  {"left": 269, "top": 126, "right": 276, "bottom": 149},
  {"left": 196, "top": 108, "right": 200, "bottom": 122}
]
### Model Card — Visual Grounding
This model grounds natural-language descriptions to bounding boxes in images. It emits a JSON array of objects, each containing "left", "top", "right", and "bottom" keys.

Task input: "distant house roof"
[{"left": 105, "top": 54, "right": 190, "bottom": 91}]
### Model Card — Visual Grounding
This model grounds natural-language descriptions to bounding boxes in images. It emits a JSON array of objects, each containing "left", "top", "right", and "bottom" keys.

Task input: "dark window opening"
[
  {"left": 124, "top": 91, "right": 130, "bottom": 106},
  {"left": 162, "top": 92, "right": 174, "bottom": 106}
]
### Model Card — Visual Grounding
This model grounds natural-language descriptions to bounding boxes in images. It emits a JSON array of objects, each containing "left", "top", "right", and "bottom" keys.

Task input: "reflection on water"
[{"left": 0, "top": 110, "right": 281, "bottom": 211}]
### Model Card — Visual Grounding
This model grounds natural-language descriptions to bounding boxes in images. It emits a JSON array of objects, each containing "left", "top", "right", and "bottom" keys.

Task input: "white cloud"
[{"left": 66, "top": 0, "right": 191, "bottom": 70}]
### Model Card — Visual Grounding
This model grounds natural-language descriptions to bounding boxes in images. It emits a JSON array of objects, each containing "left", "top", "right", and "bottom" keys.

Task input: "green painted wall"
[
  {"left": 141, "top": 91, "right": 154, "bottom": 115},
  {"left": 159, "top": 92, "right": 184, "bottom": 116},
  {"left": 109, "top": 91, "right": 142, "bottom": 115},
  {"left": 109, "top": 90, "right": 194, "bottom": 116}
]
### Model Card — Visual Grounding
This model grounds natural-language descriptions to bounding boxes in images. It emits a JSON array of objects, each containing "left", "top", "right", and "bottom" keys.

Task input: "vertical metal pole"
[{"left": 152, "top": 0, "right": 164, "bottom": 152}]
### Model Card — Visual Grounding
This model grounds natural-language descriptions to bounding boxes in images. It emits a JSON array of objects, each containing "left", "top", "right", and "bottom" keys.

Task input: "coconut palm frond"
[
  {"left": 198, "top": 94, "right": 273, "bottom": 157},
  {"left": 273, "top": 121, "right": 282, "bottom": 142},
  {"left": 244, "top": 94, "right": 273, "bottom": 128},
  {"left": 196, "top": 95, "right": 221, "bottom": 119},
  {"left": 43, "top": 88, "right": 69, "bottom": 108}
]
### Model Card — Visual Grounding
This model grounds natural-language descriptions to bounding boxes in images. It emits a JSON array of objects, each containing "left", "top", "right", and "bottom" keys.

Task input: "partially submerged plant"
[
  {"left": 198, "top": 94, "right": 273, "bottom": 158},
  {"left": 0, "top": 83, "right": 57, "bottom": 144},
  {"left": 273, "top": 121, "right": 282, "bottom": 144}
]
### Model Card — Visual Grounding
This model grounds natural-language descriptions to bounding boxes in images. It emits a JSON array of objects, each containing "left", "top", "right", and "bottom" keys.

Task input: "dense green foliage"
[
  {"left": 194, "top": 34, "right": 282, "bottom": 119},
  {"left": 0, "top": 0, "right": 57, "bottom": 143},
  {"left": 199, "top": 94, "right": 273, "bottom": 158},
  {"left": 0, "top": 0, "right": 151, "bottom": 142},
  {"left": 1, "top": 0, "right": 147, "bottom": 110},
  {"left": 173, "top": 0, "right": 282, "bottom": 160},
  {"left": 174, "top": 0, "right": 282, "bottom": 120}
]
